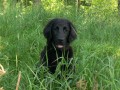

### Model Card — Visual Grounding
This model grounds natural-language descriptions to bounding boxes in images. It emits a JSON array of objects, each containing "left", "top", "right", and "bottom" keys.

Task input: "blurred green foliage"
[{"left": 0, "top": 0, "right": 118, "bottom": 15}]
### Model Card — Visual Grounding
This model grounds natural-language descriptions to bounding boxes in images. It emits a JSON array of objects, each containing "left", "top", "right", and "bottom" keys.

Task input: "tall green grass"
[{"left": 0, "top": 5, "right": 120, "bottom": 90}]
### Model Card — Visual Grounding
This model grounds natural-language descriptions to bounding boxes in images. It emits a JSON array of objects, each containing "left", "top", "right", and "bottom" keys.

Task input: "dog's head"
[{"left": 43, "top": 18, "right": 77, "bottom": 49}]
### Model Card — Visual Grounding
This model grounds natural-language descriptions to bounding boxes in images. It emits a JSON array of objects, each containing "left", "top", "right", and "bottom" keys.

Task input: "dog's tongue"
[{"left": 57, "top": 45, "right": 64, "bottom": 48}]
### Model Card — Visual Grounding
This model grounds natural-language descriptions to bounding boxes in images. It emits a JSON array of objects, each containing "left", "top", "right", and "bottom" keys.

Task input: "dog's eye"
[
  {"left": 55, "top": 26, "right": 59, "bottom": 30},
  {"left": 63, "top": 27, "right": 68, "bottom": 32}
]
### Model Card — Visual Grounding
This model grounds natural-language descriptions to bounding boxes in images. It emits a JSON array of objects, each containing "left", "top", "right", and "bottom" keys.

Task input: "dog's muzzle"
[{"left": 55, "top": 39, "right": 65, "bottom": 48}]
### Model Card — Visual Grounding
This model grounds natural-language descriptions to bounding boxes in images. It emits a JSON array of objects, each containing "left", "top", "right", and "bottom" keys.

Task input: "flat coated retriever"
[{"left": 38, "top": 18, "right": 77, "bottom": 74}]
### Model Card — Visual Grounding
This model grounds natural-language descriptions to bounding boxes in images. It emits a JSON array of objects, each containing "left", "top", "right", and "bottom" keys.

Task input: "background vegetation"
[{"left": 0, "top": 0, "right": 120, "bottom": 90}]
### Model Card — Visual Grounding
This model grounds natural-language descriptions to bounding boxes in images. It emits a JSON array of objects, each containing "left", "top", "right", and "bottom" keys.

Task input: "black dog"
[{"left": 39, "top": 18, "right": 77, "bottom": 74}]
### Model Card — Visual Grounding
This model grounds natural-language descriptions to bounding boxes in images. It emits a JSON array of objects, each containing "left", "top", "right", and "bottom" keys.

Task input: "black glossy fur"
[{"left": 39, "top": 18, "right": 77, "bottom": 74}]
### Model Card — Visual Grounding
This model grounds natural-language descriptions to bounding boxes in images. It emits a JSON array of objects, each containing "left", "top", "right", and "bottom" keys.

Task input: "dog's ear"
[
  {"left": 43, "top": 19, "right": 55, "bottom": 41},
  {"left": 68, "top": 22, "right": 77, "bottom": 43}
]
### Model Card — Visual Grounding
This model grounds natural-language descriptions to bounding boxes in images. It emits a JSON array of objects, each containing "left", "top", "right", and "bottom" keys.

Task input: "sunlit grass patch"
[
  {"left": 114, "top": 48, "right": 120, "bottom": 60},
  {"left": 42, "top": 0, "right": 64, "bottom": 12}
]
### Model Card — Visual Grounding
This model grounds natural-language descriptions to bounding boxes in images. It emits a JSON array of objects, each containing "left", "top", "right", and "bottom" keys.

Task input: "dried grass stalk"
[
  {"left": 0, "top": 64, "right": 6, "bottom": 90},
  {"left": 0, "top": 64, "right": 6, "bottom": 76},
  {"left": 16, "top": 71, "right": 21, "bottom": 90},
  {"left": 0, "top": 87, "right": 4, "bottom": 90}
]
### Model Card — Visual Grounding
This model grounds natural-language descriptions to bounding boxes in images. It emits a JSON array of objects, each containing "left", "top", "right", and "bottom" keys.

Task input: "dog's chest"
[{"left": 47, "top": 49, "right": 68, "bottom": 64}]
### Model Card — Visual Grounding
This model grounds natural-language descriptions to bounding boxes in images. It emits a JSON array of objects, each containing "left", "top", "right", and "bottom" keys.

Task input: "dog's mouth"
[{"left": 56, "top": 45, "right": 64, "bottom": 48}]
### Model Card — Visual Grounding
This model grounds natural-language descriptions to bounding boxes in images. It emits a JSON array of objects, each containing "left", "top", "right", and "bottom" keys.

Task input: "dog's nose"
[{"left": 58, "top": 39, "right": 64, "bottom": 43}]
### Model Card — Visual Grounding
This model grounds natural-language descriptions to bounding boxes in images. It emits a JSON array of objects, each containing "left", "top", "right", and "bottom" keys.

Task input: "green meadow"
[{"left": 0, "top": 0, "right": 120, "bottom": 90}]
